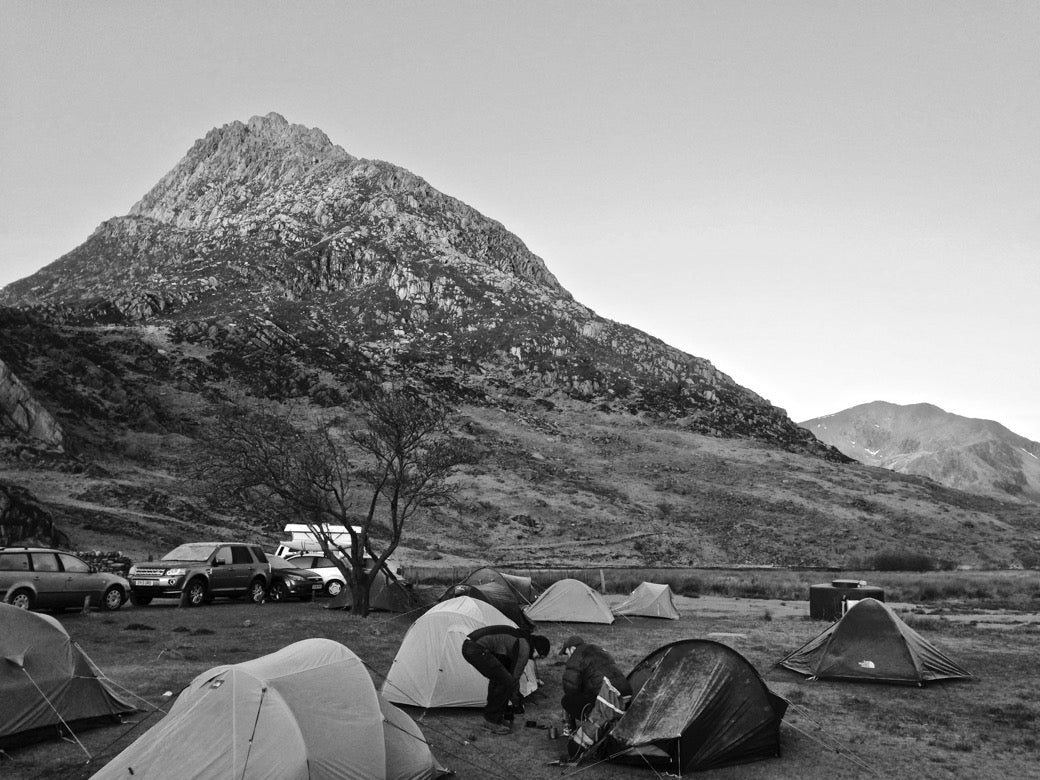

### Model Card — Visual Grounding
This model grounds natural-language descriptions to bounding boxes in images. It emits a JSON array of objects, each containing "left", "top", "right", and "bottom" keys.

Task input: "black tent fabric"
[
  {"left": 777, "top": 597, "right": 972, "bottom": 685},
  {"left": 438, "top": 568, "right": 537, "bottom": 632},
  {"left": 606, "top": 640, "right": 787, "bottom": 774}
]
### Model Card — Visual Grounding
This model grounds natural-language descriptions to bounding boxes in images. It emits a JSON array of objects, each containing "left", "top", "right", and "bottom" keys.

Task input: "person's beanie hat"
[{"left": 559, "top": 635, "right": 586, "bottom": 655}]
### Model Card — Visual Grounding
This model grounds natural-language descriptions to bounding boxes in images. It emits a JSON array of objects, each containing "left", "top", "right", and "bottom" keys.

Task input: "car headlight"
[{"left": 165, "top": 568, "right": 187, "bottom": 576}]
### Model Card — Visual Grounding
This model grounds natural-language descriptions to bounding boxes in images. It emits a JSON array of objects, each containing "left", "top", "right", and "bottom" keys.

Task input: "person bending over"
[
  {"left": 559, "top": 635, "right": 632, "bottom": 730},
  {"left": 462, "top": 625, "right": 551, "bottom": 734}
]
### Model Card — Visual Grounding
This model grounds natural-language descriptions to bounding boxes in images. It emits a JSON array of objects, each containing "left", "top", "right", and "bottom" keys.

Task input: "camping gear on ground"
[
  {"left": 809, "top": 579, "right": 885, "bottom": 620},
  {"left": 0, "top": 603, "right": 136, "bottom": 748},
  {"left": 605, "top": 639, "right": 787, "bottom": 773},
  {"left": 523, "top": 578, "right": 614, "bottom": 624},
  {"left": 439, "top": 566, "right": 536, "bottom": 631},
  {"left": 778, "top": 597, "right": 972, "bottom": 685},
  {"left": 89, "top": 638, "right": 447, "bottom": 780},
  {"left": 382, "top": 596, "right": 539, "bottom": 708},
  {"left": 611, "top": 581, "right": 680, "bottom": 620}
]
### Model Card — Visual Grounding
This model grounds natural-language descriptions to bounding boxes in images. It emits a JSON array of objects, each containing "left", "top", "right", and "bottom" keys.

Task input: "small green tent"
[
  {"left": 1, "top": 603, "right": 136, "bottom": 748},
  {"left": 778, "top": 598, "right": 971, "bottom": 685}
]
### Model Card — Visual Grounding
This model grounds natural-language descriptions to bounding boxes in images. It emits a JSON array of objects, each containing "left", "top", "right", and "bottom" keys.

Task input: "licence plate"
[
  {"left": 312, "top": 583, "right": 323, "bottom": 590},
  {"left": 133, "top": 579, "right": 155, "bottom": 587}
]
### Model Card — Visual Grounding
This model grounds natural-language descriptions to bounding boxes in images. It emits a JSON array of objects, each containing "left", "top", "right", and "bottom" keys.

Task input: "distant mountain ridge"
[
  {"left": 0, "top": 112, "right": 830, "bottom": 455},
  {"left": 801, "top": 401, "right": 1040, "bottom": 502}
]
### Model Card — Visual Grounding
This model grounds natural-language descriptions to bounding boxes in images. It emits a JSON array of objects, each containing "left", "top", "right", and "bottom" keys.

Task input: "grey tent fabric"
[
  {"left": 607, "top": 640, "right": 787, "bottom": 774},
  {"left": 462, "top": 567, "right": 536, "bottom": 604},
  {"left": 439, "top": 567, "right": 536, "bottom": 632},
  {"left": 612, "top": 582, "right": 680, "bottom": 620},
  {"left": 0, "top": 603, "right": 136, "bottom": 747},
  {"left": 90, "top": 638, "right": 447, "bottom": 780},
  {"left": 778, "top": 598, "right": 972, "bottom": 685}
]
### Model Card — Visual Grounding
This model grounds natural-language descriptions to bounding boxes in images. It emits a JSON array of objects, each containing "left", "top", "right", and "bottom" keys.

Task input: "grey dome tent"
[
  {"left": 612, "top": 581, "right": 680, "bottom": 620},
  {"left": 90, "top": 638, "right": 447, "bottom": 780},
  {"left": 523, "top": 578, "right": 614, "bottom": 624},
  {"left": 1, "top": 603, "right": 136, "bottom": 748},
  {"left": 606, "top": 640, "right": 787, "bottom": 773},
  {"left": 777, "top": 597, "right": 972, "bottom": 685}
]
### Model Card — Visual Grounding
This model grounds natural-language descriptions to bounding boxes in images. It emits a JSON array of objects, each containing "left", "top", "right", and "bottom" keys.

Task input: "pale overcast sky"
[{"left": 2, "top": 1, "right": 1038, "bottom": 440}]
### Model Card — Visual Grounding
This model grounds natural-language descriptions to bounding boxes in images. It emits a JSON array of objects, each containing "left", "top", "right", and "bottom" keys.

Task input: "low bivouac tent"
[
  {"left": 382, "top": 596, "right": 539, "bottom": 708},
  {"left": 439, "top": 566, "right": 536, "bottom": 631},
  {"left": 777, "top": 597, "right": 972, "bottom": 685},
  {"left": 90, "top": 638, "right": 447, "bottom": 780},
  {"left": 1, "top": 603, "right": 136, "bottom": 748},
  {"left": 612, "top": 581, "right": 680, "bottom": 620},
  {"left": 606, "top": 640, "right": 787, "bottom": 774},
  {"left": 523, "top": 578, "right": 614, "bottom": 624}
]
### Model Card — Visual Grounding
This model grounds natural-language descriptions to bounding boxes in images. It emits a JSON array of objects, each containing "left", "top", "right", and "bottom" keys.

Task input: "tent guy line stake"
[{"left": 19, "top": 668, "right": 92, "bottom": 761}]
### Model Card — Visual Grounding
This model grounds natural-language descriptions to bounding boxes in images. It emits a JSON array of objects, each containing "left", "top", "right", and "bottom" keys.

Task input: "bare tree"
[{"left": 200, "top": 390, "right": 466, "bottom": 615}]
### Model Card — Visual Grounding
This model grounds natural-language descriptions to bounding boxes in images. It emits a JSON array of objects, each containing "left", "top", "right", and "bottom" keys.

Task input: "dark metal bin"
[{"left": 809, "top": 580, "right": 885, "bottom": 620}]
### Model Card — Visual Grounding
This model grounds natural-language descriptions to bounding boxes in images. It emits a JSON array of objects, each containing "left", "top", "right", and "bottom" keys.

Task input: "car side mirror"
[
  {"left": 89, "top": 565, "right": 98, "bottom": 574},
  {"left": 212, "top": 559, "right": 224, "bottom": 566}
]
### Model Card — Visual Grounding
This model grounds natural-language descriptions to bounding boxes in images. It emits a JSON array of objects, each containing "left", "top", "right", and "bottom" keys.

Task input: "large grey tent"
[
  {"left": 0, "top": 603, "right": 136, "bottom": 748},
  {"left": 606, "top": 640, "right": 787, "bottom": 773},
  {"left": 611, "top": 581, "right": 680, "bottom": 620},
  {"left": 778, "top": 597, "right": 972, "bottom": 685},
  {"left": 90, "top": 638, "right": 447, "bottom": 780},
  {"left": 523, "top": 578, "right": 614, "bottom": 624}
]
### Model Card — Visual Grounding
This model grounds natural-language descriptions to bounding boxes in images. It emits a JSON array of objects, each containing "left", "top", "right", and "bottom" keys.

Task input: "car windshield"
[
  {"left": 268, "top": 555, "right": 292, "bottom": 570},
  {"left": 162, "top": 543, "right": 219, "bottom": 562}
]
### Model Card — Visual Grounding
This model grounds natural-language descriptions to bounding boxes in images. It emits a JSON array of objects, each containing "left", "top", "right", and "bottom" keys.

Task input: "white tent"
[
  {"left": 90, "top": 638, "right": 445, "bottom": 780},
  {"left": 612, "top": 581, "right": 680, "bottom": 620},
  {"left": 522, "top": 578, "right": 614, "bottom": 624},
  {"left": 381, "top": 596, "right": 539, "bottom": 708}
]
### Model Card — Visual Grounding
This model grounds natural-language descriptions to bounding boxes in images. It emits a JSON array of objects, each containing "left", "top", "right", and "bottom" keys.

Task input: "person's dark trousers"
[
  {"left": 561, "top": 690, "right": 597, "bottom": 729},
  {"left": 462, "top": 639, "right": 515, "bottom": 724}
]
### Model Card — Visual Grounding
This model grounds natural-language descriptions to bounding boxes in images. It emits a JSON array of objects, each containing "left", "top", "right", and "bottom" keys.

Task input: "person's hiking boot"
[{"left": 481, "top": 720, "right": 512, "bottom": 735}]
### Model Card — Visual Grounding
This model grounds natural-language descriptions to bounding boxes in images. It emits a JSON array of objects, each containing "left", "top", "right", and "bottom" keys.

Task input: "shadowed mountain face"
[
  {"left": 801, "top": 402, "right": 1040, "bottom": 503},
  {"left": 1, "top": 112, "right": 823, "bottom": 452},
  {"left": 2, "top": 114, "right": 1039, "bottom": 567}
]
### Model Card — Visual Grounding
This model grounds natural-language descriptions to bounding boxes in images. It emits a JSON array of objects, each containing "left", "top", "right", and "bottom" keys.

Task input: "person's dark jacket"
[{"left": 562, "top": 643, "right": 632, "bottom": 699}]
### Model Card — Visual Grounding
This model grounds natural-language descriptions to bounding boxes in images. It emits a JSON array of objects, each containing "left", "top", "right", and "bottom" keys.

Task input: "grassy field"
[{"left": 3, "top": 578, "right": 1040, "bottom": 780}]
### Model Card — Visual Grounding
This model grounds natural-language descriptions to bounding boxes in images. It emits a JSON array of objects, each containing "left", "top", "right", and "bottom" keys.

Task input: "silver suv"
[
  {"left": 128, "top": 542, "right": 271, "bottom": 607},
  {"left": 0, "top": 547, "right": 129, "bottom": 611}
]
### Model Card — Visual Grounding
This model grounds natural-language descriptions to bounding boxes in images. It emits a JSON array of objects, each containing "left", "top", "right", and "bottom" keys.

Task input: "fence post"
[{"left": 600, "top": 569, "right": 606, "bottom": 593}]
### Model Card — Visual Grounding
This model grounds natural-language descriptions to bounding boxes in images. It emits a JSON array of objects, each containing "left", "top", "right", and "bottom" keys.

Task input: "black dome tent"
[
  {"left": 778, "top": 597, "right": 972, "bottom": 685},
  {"left": 606, "top": 639, "right": 787, "bottom": 773}
]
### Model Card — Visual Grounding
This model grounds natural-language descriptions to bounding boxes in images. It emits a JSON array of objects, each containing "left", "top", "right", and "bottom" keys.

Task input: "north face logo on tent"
[{"left": 858, "top": 660, "right": 876, "bottom": 669}]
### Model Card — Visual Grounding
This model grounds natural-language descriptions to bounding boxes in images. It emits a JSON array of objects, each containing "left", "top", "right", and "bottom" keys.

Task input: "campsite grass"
[{"left": 3, "top": 578, "right": 1040, "bottom": 780}]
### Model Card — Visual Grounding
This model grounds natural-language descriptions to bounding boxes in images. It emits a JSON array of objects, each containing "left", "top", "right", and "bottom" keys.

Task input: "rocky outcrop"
[
  {"left": 0, "top": 357, "right": 64, "bottom": 448},
  {"left": 0, "top": 481, "right": 64, "bottom": 546}
]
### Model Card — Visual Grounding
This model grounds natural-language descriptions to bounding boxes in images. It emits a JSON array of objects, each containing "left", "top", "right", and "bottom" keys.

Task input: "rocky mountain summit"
[
  {"left": 2, "top": 114, "right": 1038, "bottom": 568},
  {"left": 0, "top": 113, "right": 829, "bottom": 453},
  {"left": 802, "top": 402, "right": 1040, "bottom": 504}
]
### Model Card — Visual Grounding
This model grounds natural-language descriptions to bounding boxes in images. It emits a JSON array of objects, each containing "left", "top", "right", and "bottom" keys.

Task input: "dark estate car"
[
  {"left": 267, "top": 555, "right": 325, "bottom": 602},
  {"left": 0, "top": 547, "right": 130, "bottom": 612},
  {"left": 127, "top": 542, "right": 271, "bottom": 607}
]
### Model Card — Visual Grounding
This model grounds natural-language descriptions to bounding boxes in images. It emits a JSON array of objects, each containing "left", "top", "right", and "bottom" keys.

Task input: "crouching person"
[
  {"left": 462, "top": 626, "right": 551, "bottom": 734},
  {"left": 559, "top": 635, "right": 632, "bottom": 731}
]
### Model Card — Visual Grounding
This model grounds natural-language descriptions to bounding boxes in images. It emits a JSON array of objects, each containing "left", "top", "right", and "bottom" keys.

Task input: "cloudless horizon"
[{"left": 2, "top": 1, "right": 1038, "bottom": 441}]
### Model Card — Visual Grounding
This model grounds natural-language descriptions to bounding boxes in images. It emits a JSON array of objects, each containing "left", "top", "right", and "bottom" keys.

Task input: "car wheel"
[
  {"left": 326, "top": 580, "right": 344, "bottom": 597},
  {"left": 10, "top": 589, "right": 34, "bottom": 610},
  {"left": 248, "top": 578, "right": 267, "bottom": 604},
  {"left": 130, "top": 591, "right": 152, "bottom": 606},
  {"left": 102, "top": 585, "right": 125, "bottom": 611},
  {"left": 269, "top": 581, "right": 288, "bottom": 602},
  {"left": 180, "top": 579, "right": 207, "bottom": 608}
]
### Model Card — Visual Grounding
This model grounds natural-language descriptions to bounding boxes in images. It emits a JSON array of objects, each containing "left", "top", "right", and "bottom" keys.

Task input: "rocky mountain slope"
[
  {"left": 2, "top": 113, "right": 1038, "bottom": 568},
  {"left": 801, "top": 402, "right": 1040, "bottom": 504}
]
